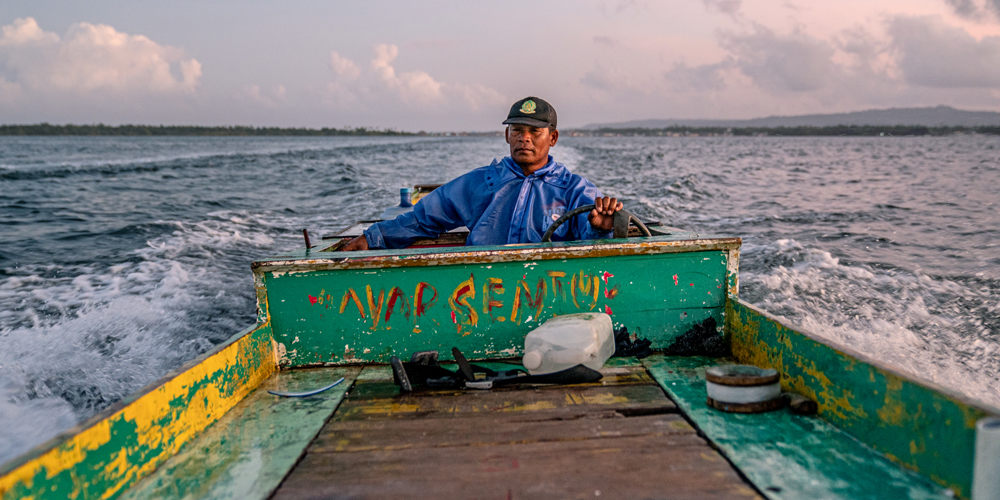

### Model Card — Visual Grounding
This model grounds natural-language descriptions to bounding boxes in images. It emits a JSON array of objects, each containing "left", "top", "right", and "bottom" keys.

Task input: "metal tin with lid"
[{"left": 705, "top": 365, "right": 783, "bottom": 413}]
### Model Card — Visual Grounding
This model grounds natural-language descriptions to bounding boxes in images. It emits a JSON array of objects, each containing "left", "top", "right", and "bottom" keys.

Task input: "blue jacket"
[{"left": 364, "top": 156, "right": 612, "bottom": 248}]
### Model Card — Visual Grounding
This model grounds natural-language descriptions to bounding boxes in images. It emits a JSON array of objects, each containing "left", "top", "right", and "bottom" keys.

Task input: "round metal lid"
[{"left": 705, "top": 364, "right": 779, "bottom": 386}]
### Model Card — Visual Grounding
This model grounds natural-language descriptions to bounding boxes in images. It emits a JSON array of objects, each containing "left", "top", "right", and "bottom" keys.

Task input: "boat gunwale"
[
  {"left": 251, "top": 235, "right": 743, "bottom": 273},
  {"left": 10, "top": 233, "right": 996, "bottom": 498},
  {"left": 0, "top": 321, "right": 270, "bottom": 478},
  {"left": 731, "top": 298, "right": 1000, "bottom": 417}
]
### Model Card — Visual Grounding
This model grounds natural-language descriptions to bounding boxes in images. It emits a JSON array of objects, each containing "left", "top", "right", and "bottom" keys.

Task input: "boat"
[{"left": 1, "top": 188, "right": 996, "bottom": 500}]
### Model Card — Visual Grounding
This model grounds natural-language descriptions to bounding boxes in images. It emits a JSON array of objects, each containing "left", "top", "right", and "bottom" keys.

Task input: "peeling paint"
[
  {"left": 252, "top": 236, "right": 741, "bottom": 274},
  {"left": 727, "top": 298, "right": 994, "bottom": 498},
  {"left": 264, "top": 250, "right": 730, "bottom": 367},
  {"left": 0, "top": 323, "right": 277, "bottom": 500},
  {"left": 645, "top": 355, "right": 952, "bottom": 500}
]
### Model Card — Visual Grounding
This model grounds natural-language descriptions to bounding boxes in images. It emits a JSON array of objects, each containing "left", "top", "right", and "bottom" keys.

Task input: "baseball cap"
[{"left": 502, "top": 97, "right": 557, "bottom": 129}]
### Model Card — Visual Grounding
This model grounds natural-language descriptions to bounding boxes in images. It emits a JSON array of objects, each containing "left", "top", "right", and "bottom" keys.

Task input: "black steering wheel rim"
[{"left": 541, "top": 204, "right": 651, "bottom": 242}]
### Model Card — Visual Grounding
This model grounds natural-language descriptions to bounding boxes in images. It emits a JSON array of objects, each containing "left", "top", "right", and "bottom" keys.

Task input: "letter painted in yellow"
[
  {"left": 482, "top": 277, "right": 506, "bottom": 322},
  {"left": 449, "top": 274, "right": 478, "bottom": 335},
  {"left": 339, "top": 288, "right": 365, "bottom": 318}
]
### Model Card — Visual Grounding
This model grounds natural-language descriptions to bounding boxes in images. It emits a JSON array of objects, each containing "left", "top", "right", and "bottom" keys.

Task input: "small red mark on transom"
[
  {"left": 605, "top": 305, "right": 613, "bottom": 315},
  {"left": 308, "top": 295, "right": 318, "bottom": 305},
  {"left": 673, "top": 274, "right": 679, "bottom": 286},
  {"left": 601, "top": 271, "right": 614, "bottom": 284}
]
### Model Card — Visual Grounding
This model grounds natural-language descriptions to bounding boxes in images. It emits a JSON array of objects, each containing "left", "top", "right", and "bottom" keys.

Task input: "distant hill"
[
  {"left": 0, "top": 124, "right": 412, "bottom": 136},
  {"left": 582, "top": 106, "right": 1000, "bottom": 129}
]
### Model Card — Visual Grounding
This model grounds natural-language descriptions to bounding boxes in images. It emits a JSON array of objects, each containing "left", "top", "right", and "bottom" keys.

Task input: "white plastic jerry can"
[{"left": 521, "top": 313, "right": 615, "bottom": 375}]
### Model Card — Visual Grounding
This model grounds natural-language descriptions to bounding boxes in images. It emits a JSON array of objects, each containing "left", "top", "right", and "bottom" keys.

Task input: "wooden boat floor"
[{"left": 271, "top": 361, "right": 762, "bottom": 500}]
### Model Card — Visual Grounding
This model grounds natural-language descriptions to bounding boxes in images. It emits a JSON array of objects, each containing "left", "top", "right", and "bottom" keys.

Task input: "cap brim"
[{"left": 502, "top": 117, "right": 553, "bottom": 128}]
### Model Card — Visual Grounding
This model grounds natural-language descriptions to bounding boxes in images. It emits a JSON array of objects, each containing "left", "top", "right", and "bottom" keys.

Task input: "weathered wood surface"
[
  {"left": 332, "top": 384, "right": 676, "bottom": 422},
  {"left": 0, "top": 322, "right": 277, "bottom": 500},
  {"left": 728, "top": 299, "right": 994, "bottom": 498},
  {"left": 120, "top": 367, "right": 360, "bottom": 500},
  {"left": 345, "top": 364, "right": 655, "bottom": 400},
  {"left": 644, "top": 355, "right": 954, "bottom": 500},
  {"left": 313, "top": 413, "right": 696, "bottom": 453},
  {"left": 275, "top": 435, "right": 758, "bottom": 500},
  {"left": 272, "top": 364, "right": 762, "bottom": 500},
  {"left": 257, "top": 236, "right": 737, "bottom": 367}
]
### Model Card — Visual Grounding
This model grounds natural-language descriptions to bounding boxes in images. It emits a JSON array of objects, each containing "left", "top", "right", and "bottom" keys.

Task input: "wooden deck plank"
[
  {"left": 312, "top": 413, "right": 696, "bottom": 453},
  {"left": 272, "top": 361, "right": 763, "bottom": 500},
  {"left": 119, "top": 367, "right": 360, "bottom": 500},
  {"left": 643, "top": 355, "right": 953, "bottom": 500},
  {"left": 332, "top": 384, "right": 676, "bottom": 421},
  {"left": 353, "top": 359, "right": 647, "bottom": 380},
  {"left": 346, "top": 365, "right": 655, "bottom": 400},
  {"left": 273, "top": 435, "right": 760, "bottom": 500}
]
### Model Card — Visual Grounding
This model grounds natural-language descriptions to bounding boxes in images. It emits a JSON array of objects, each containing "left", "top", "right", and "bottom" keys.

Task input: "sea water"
[{"left": 1, "top": 135, "right": 997, "bottom": 464}]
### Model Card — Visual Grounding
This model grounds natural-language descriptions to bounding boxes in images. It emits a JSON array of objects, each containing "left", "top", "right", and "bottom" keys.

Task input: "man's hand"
[
  {"left": 340, "top": 235, "right": 369, "bottom": 251},
  {"left": 588, "top": 196, "right": 623, "bottom": 232}
]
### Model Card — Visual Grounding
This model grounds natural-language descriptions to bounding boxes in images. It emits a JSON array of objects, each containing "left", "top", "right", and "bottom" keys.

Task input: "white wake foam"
[
  {"left": 0, "top": 209, "right": 296, "bottom": 464},
  {"left": 745, "top": 239, "right": 1000, "bottom": 408}
]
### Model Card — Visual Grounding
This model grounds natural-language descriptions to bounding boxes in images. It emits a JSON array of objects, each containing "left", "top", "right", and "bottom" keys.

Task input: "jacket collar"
[{"left": 496, "top": 156, "right": 572, "bottom": 188}]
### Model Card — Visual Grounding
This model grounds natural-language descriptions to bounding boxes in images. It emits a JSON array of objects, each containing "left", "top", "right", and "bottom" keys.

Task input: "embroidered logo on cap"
[{"left": 520, "top": 100, "right": 537, "bottom": 114}]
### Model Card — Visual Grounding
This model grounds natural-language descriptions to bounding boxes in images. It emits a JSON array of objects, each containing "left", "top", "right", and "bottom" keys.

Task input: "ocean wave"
[
  {"left": 0, "top": 209, "right": 300, "bottom": 464},
  {"left": 742, "top": 238, "right": 1000, "bottom": 407},
  {"left": 1, "top": 134, "right": 998, "bottom": 468},
  {"left": 0, "top": 136, "right": 429, "bottom": 181}
]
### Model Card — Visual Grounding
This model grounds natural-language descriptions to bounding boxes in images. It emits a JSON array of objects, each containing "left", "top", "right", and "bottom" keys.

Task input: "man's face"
[{"left": 505, "top": 124, "right": 559, "bottom": 168}]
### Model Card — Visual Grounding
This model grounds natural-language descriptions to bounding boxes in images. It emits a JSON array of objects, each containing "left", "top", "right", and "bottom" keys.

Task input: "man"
[{"left": 341, "top": 96, "right": 622, "bottom": 251}]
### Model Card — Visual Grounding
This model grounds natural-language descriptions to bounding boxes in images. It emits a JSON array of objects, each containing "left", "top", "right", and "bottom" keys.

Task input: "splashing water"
[{"left": 1, "top": 135, "right": 997, "bottom": 464}]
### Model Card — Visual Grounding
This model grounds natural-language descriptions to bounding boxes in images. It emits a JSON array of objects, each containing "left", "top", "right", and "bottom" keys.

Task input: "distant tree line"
[
  {"left": 0, "top": 123, "right": 411, "bottom": 136},
  {"left": 4, "top": 123, "right": 1000, "bottom": 137},
  {"left": 575, "top": 125, "right": 1000, "bottom": 137}
]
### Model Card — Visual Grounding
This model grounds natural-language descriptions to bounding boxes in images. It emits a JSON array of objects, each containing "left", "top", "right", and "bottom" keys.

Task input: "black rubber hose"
[
  {"left": 540, "top": 204, "right": 652, "bottom": 242},
  {"left": 541, "top": 204, "right": 595, "bottom": 242},
  {"left": 630, "top": 215, "right": 652, "bottom": 237}
]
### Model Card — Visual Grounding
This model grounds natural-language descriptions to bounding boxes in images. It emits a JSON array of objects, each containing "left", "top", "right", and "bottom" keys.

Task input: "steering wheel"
[{"left": 541, "top": 204, "right": 652, "bottom": 242}]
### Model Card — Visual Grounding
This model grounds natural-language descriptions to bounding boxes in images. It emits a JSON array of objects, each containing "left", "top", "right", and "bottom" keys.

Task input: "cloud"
[
  {"left": 0, "top": 16, "right": 59, "bottom": 45},
  {"left": 570, "top": 7, "right": 1000, "bottom": 126},
  {"left": 242, "top": 84, "right": 287, "bottom": 107},
  {"left": 702, "top": 0, "right": 741, "bottom": 15},
  {"left": 0, "top": 18, "right": 200, "bottom": 96},
  {"left": 324, "top": 44, "right": 505, "bottom": 113},
  {"left": 665, "top": 60, "right": 734, "bottom": 91},
  {"left": 595, "top": 0, "right": 651, "bottom": 14},
  {"left": 370, "top": 44, "right": 443, "bottom": 104},
  {"left": 452, "top": 83, "right": 505, "bottom": 111},
  {"left": 593, "top": 36, "right": 617, "bottom": 47},
  {"left": 580, "top": 67, "right": 624, "bottom": 91},
  {"left": 721, "top": 26, "right": 837, "bottom": 93},
  {"left": 943, "top": 0, "right": 1000, "bottom": 21},
  {"left": 329, "top": 51, "right": 361, "bottom": 80},
  {"left": 888, "top": 15, "right": 1000, "bottom": 88},
  {"left": 835, "top": 26, "right": 888, "bottom": 74}
]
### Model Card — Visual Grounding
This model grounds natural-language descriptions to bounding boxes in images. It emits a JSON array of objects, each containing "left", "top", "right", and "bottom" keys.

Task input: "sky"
[{"left": 1, "top": 0, "right": 1000, "bottom": 131}]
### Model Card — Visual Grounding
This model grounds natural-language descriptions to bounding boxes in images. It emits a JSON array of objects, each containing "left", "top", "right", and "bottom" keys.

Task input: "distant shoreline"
[
  {"left": 0, "top": 124, "right": 414, "bottom": 137},
  {"left": 1, "top": 123, "right": 999, "bottom": 137},
  {"left": 568, "top": 125, "right": 1000, "bottom": 137}
]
